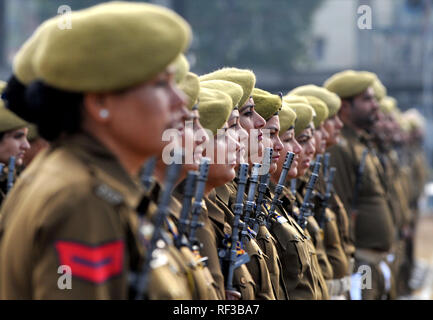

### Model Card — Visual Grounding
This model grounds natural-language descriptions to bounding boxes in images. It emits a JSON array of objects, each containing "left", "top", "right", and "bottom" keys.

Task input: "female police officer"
[{"left": 0, "top": 2, "right": 194, "bottom": 299}]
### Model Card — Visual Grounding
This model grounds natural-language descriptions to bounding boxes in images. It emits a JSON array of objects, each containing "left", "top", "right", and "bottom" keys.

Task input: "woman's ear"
[{"left": 82, "top": 93, "right": 112, "bottom": 123}]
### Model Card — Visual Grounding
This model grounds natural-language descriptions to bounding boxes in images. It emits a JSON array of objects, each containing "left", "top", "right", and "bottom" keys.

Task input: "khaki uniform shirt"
[
  {"left": 167, "top": 188, "right": 220, "bottom": 300},
  {"left": 262, "top": 183, "right": 324, "bottom": 299},
  {"left": 327, "top": 125, "right": 395, "bottom": 252},
  {"left": 214, "top": 184, "right": 275, "bottom": 300},
  {"left": 0, "top": 133, "right": 192, "bottom": 299},
  {"left": 206, "top": 190, "right": 256, "bottom": 300},
  {"left": 302, "top": 172, "right": 349, "bottom": 279}
]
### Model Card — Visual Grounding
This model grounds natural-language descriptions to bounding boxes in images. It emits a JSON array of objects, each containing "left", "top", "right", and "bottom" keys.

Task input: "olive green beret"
[
  {"left": 252, "top": 88, "right": 282, "bottom": 121},
  {"left": 279, "top": 100, "right": 297, "bottom": 136},
  {"left": 396, "top": 113, "right": 411, "bottom": 133},
  {"left": 199, "top": 68, "right": 256, "bottom": 108},
  {"left": 379, "top": 96, "right": 397, "bottom": 115},
  {"left": 33, "top": 1, "right": 192, "bottom": 92},
  {"left": 0, "top": 81, "right": 28, "bottom": 133},
  {"left": 323, "top": 70, "right": 377, "bottom": 99},
  {"left": 288, "top": 84, "right": 341, "bottom": 117},
  {"left": 290, "top": 103, "right": 314, "bottom": 137},
  {"left": 178, "top": 72, "right": 200, "bottom": 110},
  {"left": 173, "top": 54, "right": 189, "bottom": 84},
  {"left": 404, "top": 108, "right": 426, "bottom": 131},
  {"left": 283, "top": 94, "right": 310, "bottom": 106},
  {"left": 200, "top": 80, "right": 243, "bottom": 109},
  {"left": 198, "top": 88, "right": 232, "bottom": 136},
  {"left": 303, "top": 96, "right": 328, "bottom": 128},
  {"left": 372, "top": 78, "right": 387, "bottom": 102}
]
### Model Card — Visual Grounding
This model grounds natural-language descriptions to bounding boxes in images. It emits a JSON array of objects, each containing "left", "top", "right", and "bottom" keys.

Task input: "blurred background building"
[{"left": 0, "top": 0, "right": 433, "bottom": 170}]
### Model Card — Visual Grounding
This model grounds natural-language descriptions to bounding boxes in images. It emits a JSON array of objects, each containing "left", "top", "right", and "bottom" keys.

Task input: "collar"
[
  {"left": 204, "top": 191, "right": 227, "bottom": 228},
  {"left": 61, "top": 133, "right": 143, "bottom": 209},
  {"left": 215, "top": 183, "right": 233, "bottom": 205}
]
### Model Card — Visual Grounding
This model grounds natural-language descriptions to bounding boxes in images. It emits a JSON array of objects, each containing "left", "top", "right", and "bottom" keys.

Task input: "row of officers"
[{"left": 0, "top": 1, "right": 428, "bottom": 300}]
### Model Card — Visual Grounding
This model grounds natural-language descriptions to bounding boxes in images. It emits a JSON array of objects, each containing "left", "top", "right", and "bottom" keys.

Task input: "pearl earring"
[{"left": 99, "top": 109, "right": 109, "bottom": 119}]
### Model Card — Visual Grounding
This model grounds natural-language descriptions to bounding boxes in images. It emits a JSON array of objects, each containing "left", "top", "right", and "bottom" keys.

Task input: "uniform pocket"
[{"left": 270, "top": 222, "right": 309, "bottom": 286}]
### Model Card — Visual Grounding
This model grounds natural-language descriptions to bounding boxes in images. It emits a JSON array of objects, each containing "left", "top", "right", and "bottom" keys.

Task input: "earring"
[{"left": 99, "top": 109, "right": 109, "bottom": 119}]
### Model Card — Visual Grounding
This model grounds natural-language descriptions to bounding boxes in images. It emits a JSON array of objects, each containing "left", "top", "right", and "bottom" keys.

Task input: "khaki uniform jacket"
[
  {"left": 0, "top": 133, "right": 192, "bottom": 299},
  {"left": 167, "top": 187, "right": 220, "bottom": 300},
  {"left": 328, "top": 192, "right": 356, "bottom": 264},
  {"left": 219, "top": 181, "right": 286, "bottom": 300},
  {"left": 295, "top": 176, "right": 334, "bottom": 281},
  {"left": 327, "top": 125, "right": 395, "bottom": 252},
  {"left": 205, "top": 190, "right": 256, "bottom": 300},
  {"left": 263, "top": 183, "right": 324, "bottom": 299},
  {"left": 301, "top": 172, "right": 349, "bottom": 279},
  {"left": 213, "top": 184, "right": 275, "bottom": 300}
]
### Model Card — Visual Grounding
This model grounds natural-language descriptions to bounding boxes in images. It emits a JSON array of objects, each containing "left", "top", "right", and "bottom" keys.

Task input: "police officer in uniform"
[
  {"left": 324, "top": 70, "right": 396, "bottom": 300},
  {"left": 0, "top": 2, "right": 195, "bottom": 299}
]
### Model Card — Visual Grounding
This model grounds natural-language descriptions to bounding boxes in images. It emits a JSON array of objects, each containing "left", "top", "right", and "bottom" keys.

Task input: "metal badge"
[{"left": 94, "top": 184, "right": 124, "bottom": 205}]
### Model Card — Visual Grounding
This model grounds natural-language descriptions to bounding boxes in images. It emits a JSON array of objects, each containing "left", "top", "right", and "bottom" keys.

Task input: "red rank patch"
[{"left": 55, "top": 240, "right": 124, "bottom": 284}]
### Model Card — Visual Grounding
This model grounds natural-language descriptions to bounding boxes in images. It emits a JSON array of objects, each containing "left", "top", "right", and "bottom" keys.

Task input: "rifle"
[
  {"left": 290, "top": 178, "right": 297, "bottom": 196},
  {"left": 241, "top": 163, "right": 261, "bottom": 245},
  {"left": 0, "top": 164, "right": 4, "bottom": 181},
  {"left": 352, "top": 148, "right": 369, "bottom": 211},
  {"left": 174, "top": 171, "right": 198, "bottom": 249},
  {"left": 219, "top": 163, "right": 250, "bottom": 292},
  {"left": 134, "top": 157, "right": 182, "bottom": 300},
  {"left": 7, "top": 156, "right": 15, "bottom": 193},
  {"left": 297, "top": 154, "right": 322, "bottom": 230},
  {"left": 267, "top": 152, "right": 295, "bottom": 225},
  {"left": 323, "top": 152, "right": 330, "bottom": 182},
  {"left": 187, "top": 157, "right": 210, "bottom": 252},
  {"left": 140, "top": 156, "right": 157, "bottom": 192},
  {"left": 251, "top": 148, "right": 273, "bottom": 235},
  {"left": 318, "top": 167, "right": 336, "bottom": 229}
]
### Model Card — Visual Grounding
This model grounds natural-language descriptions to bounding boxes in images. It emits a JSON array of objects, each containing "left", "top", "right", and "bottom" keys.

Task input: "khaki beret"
[
  {"left": 372, "top": 78, "right": 387, "bottom": 102},
  {"left": 396, "top": 113, "right": 411, "bottom": 133},
  {"left": 33, "top": 1, "right": 192, "bottom": 92},
  {"left": 252, "top": 88, "right": 282, "bottom": 121},
  {"left": 303, "top": 96, "right": 329, "bottom": 128},
  {"left": 279, "top": 100, "right": 297, "bottom": 136},
  {"left": 283, "top": 94, "right": 310, "bottom": 106},
  {"left": 0, "top": 81, "right": 28, "bottom": 133},
  {"left": 288, "top": 84, "right": 341, "bottom": 117},
  {"left": 323, "top": 70, "right": 377, "bottom": 99},
  {"left": 404, "top": 108, "right": 426, "bottom": 131},
  {"left": 290, "top": 103, "right": 314, "bottom": 137},
  {"left": 379, "top": 96, "right": 397, "bottom": 115},
  {"left": 199, "top": 68, "right": 255, "bottom": 108},
  {"left": 178, "top": 72, "right": 200, "bottom": 110},
  {"left": 198, "top": 88, "right": 232, "bottom": 136},
  {"left": 173, "top": 54, "right": 190, "bottom": 84},
  {"left": 200, "top": 80, "right": 243, "bottom": 109}
]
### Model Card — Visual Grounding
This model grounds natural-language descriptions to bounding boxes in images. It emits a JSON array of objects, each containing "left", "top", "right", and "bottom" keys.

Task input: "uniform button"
[{"left": 265, "top": 234, "right": 270, "bottom": 239}]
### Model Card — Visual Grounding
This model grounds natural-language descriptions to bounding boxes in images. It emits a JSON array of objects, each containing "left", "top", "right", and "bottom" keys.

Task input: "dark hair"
[{"left": 2, "top": 76, "right": 83, "bottom": 142}]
